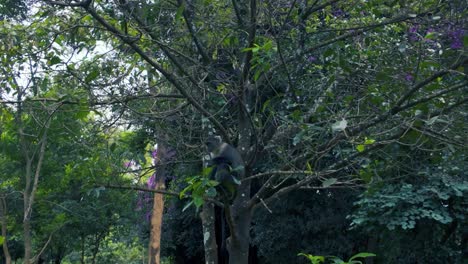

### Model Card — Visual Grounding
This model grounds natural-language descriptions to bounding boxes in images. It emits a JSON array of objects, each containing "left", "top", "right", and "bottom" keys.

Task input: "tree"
[
  {"left": 0, "top": 12, "right": 141, "bottom": 262},
  {"left": 39, "top": 0, "right": 467, "bottom": 263}
]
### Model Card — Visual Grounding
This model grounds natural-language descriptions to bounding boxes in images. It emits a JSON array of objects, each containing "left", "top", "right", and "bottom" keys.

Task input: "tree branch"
[
  {"left": 79, "top": 5, "right": 231, "bottom": 143},
  {"left": 102, "top": 184, "right": 224, "bottom": 207}
]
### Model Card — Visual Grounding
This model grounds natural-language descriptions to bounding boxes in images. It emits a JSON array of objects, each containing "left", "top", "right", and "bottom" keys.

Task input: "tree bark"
[
  {"left": 226, "top": 170, "right": 252, "bottom": 264},
  {"left": 148, "top": 145, "right": 168, "bottom": 264},
  {"left": 200, "top": 203, "right": 218, "bottom": 264},
  {"left": 23, "top": 160, "right": 33, "bottom": 264},
  {"left": 0, "top": 196, "right": 11, "bottom": 264},
  {"left": 148, "top": 185, "right": 164, "bottom": 264},
  {"left": 226, "top": 205, "right": 252, "bottom": 264},
  {"left": 23, "top": 214, "right": 32, "bottom": 264}
]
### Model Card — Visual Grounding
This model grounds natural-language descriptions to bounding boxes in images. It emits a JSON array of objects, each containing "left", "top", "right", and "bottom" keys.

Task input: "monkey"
[
  {"left": 206, "top": 136, "right": 245, "bottom": 176},
  {"left": 205, "top": 136, "right": 245, "bottom": 262},
  {"left": 209, "top": 156, "right": 240, "bottom": 202},
  {"left": 206, "top": 136, "right": 245, "bottom": 202}
]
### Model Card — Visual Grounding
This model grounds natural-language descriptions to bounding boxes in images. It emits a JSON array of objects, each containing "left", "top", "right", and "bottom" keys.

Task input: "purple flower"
[
  {"left": 408, "top": 25, "right": 420, "bottom": 42},
  {"left": 448, "top": 29, "right": 464, "bottom": 49},
  {"left": 409, "top": 25, "right": 419, "bottom": 33},
  {"left": 124, "top": 161, "right": 132, "bottom": 168},
  {"left": 307, "top": 56, "right": 317, "bottom": 62},
  {"left": 147, "top": 174, "right": 156, "bottom": 189},
  {"left": 404, "top": 73, "right": 414, "bottom": 82}
]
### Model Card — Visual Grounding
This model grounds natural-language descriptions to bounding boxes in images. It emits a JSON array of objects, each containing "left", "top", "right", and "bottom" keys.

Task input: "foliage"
[
  {"left": 252, "top": 189, "right": 362, "bottom": 263},
  {"left": 0, "top": 0, "right": 28, "bottom": 19},
  {"left": 179, "top": 167, "right": 219, "bottom": 210},
  {"left": 298, "top": 253, "right": 325, "bottom": 264},
  {"left": 299, "top": 252, "right": 376, "bottom": 264},
  {"left": 0, "top": 0, "right": 466, "bottom": 262}
]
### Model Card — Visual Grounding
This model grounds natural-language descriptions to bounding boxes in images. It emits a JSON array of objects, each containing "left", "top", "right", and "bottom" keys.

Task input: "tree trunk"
[
  {"left": 226, "top": 205, "right": 252, "bottom": 264},
  {"left": 225, "top": 86, "right": 255, "bottom": 264},
  {"left": 226, "top": 178, "right": 252, "bottom": 264},
  {"left": 148, "top": 186, "right": 164, "bottom": 264},
  {"left": 0, "top": 196, "right": 11, "bottom": 264},
  {"left": 23, "top": 213, "right": 32, "bottom": 264},
  {"left": 200, "top": 203, "right": 218, "bottom": 264},
  {"left": 148, "top": 144, "right": 168, "bottom": 264}
]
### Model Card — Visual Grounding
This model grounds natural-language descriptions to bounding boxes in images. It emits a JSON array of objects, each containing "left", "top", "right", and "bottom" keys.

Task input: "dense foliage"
[{"left": 0, "top": 0, "right": 466, "bottom": 263}]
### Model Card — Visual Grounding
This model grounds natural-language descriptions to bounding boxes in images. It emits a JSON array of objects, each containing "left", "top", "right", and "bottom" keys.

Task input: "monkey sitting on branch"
[{"left": 206, "top": 136, "right": 244, "bottom": 204}]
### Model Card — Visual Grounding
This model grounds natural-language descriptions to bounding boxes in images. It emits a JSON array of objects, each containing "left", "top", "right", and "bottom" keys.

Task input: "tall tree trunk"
[
  {"left": 227, "top": 203, "right": 252, "bottom": 264},
  {"left": 200, "top": 203, "right": 218, "bottom": 264},
  {"left": 23, "top": 212, "right": 32, "bottom": 264},
  {"left": 21, "top": 124, "right": 48, "bottom": 264},
  {"left": 148, "top": 186, "right": 164, "bottom": 264},
  {"left": 0, "top": 196, "right": 12, "bottom": 264},
  {"left": 148, "top": 145, "right": 168, "bottom": 264},
  {"left": 23, "top": 161, "right": 33, "bottom": 264}
]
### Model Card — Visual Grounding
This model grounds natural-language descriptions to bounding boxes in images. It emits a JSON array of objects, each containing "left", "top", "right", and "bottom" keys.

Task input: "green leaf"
[
  {"left": 205, "top": 187, "right": 217, "bottom": 197},
  {"left": 85, "top": 69, "right": 100, "bottom": 83},
  {"left": 193, "top": 196, "right": 204, "bottom": 208},
  {"left": 322, "top": 178, "right": 337, "bottom": 188},
  {"left": 349, "top": 252, "right": 376, "bottom": 261},
  {"left": 179, "top": 185, "right": 191, "bottom": 199},
  {"left": 175, "top": 3, "right": 185, "bottom": 21},
  {"left": 297, "top": 253, "right": 325, "bottom": 264},
  {"left": 263, "top": 40, "right": 273, "bottom": 51},
  {"left": 424, "top": 32, "right": 436, "bottom": 39},
  {"left": 356, "top": 144, "right": 365, "bottom": 152},
  {"left": 364, "top": 138, "right": 375, "bottom": 145},
  {"left": 48, "top": 56, "right": 61, "bottom": 66},
  {"left": 324, "top": 48, "right": 334, "bottom": 57},
  {"left": 253, "top": 69, "right": 262, "bottom": 81},
  {"left": 0, "top": 236, "right": 4, "bottom": 245},
  {"left": 202, "top": 166, "right": 213, "bottom": 177}
]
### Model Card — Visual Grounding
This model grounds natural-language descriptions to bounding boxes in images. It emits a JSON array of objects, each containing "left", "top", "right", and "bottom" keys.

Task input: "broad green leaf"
[
  {"left": 193, "top": 196, "right": 204, "bottom": 208},
  {"left": 0, "top": 236, "right": 4, "bottom": 245}
]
